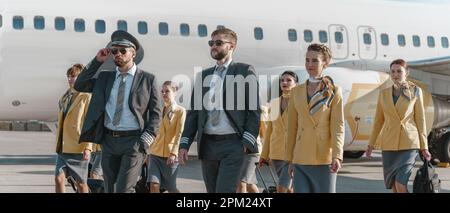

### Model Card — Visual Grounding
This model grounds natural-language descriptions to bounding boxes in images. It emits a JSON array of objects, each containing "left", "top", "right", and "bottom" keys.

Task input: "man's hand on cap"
[{"left": 96, "top": 48, "right": 111, "bottom": 63}]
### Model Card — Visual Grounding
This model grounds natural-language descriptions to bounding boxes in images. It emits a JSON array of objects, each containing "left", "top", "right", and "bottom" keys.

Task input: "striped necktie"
[{"left": 113, "top": 73, "right": 127, "bottom": 126}]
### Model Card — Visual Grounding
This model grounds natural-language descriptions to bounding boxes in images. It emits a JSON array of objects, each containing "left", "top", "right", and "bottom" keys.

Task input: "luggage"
[
  {"left": 255, "top": 162, "right": 277, "bottom": 193},
  {"left": 87, "top": 179, "right": 104, "bottom": 193},
  {"left": 67, "top": 175, "right": 104, "bottom": 193},
  {"left": 413, "top": 160, "right": 441, "bottom": 193},
  {"left": 135, "top": 162, "right": 149, "bottom": 193}
]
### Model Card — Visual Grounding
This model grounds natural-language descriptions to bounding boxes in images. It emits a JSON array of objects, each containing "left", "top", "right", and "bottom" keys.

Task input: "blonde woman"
[
  {"left": 55, "top": 64, "right": 92, "bottom": 193},
  {"left": 260, "top": 71, "right": 298, "bottom": 193},
  {"left": 366, "top": 59, "right": 431, "bottom": 193},
  {"left": 286, "top": 44, "right": 344, "bottom": 193},
  {"left": 148, "top": 81, "right": 186, "bottom": 193}
]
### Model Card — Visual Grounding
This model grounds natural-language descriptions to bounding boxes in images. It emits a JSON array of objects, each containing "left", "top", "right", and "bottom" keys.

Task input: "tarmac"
[{"left": 0, "top": 131, "right": 449, "bottom": 193}]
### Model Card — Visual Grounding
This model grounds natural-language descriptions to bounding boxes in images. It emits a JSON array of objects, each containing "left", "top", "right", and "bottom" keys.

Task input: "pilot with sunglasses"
[
  {"left": 74, "top": 30, "right": 161, "bottom": 193},
  {"left": 179, "top": 28, "right": 261, "bottom": 193}
]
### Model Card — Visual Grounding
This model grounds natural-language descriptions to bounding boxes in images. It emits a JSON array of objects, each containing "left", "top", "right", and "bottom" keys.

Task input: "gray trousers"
[
  {"left": 201, "top": 135, "right": 244, "bottom": 193},
  {"left": 101, "top": 134, "right": 145, "bottom": 193}
]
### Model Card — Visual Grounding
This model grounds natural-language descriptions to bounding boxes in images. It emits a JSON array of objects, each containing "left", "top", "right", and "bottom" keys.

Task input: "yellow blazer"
[
  {"left": 261, "top": 97, "right": 288, "bottom": 161},
  {"left": 55, "top": 92, "right": 92, "bottom": 154},
  {"left": 369, "top": 84, "right": 428, "bottom": 151},
  {"left": 286, "top": 83, "right": 345, "bottom": 165},
  {"left": 151, "top": 104, "right": 186, "bottom": 158}
]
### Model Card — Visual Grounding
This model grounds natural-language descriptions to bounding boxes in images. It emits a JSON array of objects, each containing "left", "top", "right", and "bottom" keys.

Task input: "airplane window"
[
  {"left": 55, "top": 17, "right": 65, "bottom": 31},
  {"left": 34, "top": 16, "right": 45, "bottom": 30},
  {"left": 442, "top": 37, "right": 449, "bottom": 48},
  {"left": 412, "top": 35, "right": 420, "bottom": 47},
  {"left": 427, "top": 36, "right": 435, "bottom": 48},
  {"left": 254, "top": 27, "right": 263, "bottom": 40},
  {"left": 13, "top": 16, "right": 24, "bottom": 30},
  {"left": 138, "top": 21, "right": 148, "bottom": 35},
  {"left": 198, "top": 24, "right": 208, "bottom": 37},
  {"left": 319, "top": 30, "right": 328, "bottom": 43},
  {"left": 180, "top": 23, "right": 190, "bottom": 36},
  {"left": 397, "top": 34, "right": 406, "bottom": 47},
  {"left": 159, "top": 22, "right": 169, "bottom": 36},
  {"left": 217, "top": 25, "right": 225, "bottom": 29},
  {"left": 381, "top": 33, "right": 389, "bottom": 46},
  {"left": 363, "top": 33, "right": 372, "bottom": 45},
  {"left": 95, "top": 20, "right": 106, "bottom": 34},
  {"left": 288, "top": 29, "right": 297, "bottom": 42},
  {"left": 304, "top": 30, "right": 313, "bottom": 42},
  {"left": 74, "top": 19, "right": 85, "bottom": 32},
  {"left": 335, "top": 32, "right": 343, "bottom": 44},
  {"left": 0, "top": 14, "right": 3, "bottom": 28},
  {"left": 118, "top": 20, "right": 127, "bottom": 31}
]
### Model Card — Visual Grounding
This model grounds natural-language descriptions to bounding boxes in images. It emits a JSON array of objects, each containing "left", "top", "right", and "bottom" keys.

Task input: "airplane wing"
[{"left": 408, "top": 56, "right": 450, "bottom": 76}]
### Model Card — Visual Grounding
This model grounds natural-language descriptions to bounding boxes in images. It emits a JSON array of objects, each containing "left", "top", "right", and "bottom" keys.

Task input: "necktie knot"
[
  {"left": 215, "top": 65, "right": 226, "bottom": 74},
  {"left": 119, "top": 73, "right": 127, "bottom": 82}
]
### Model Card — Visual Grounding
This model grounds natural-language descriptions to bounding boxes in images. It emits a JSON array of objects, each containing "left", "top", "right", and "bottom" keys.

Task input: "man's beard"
[
  {"left": 211, "top": 49, "right": 228, "bottom": 61},
  {"left": 114, "top": 58, "right": 130, "bottom": 67}
]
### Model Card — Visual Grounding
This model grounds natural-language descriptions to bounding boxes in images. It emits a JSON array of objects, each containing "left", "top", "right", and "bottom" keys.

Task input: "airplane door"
[
  {"left": 357, "top": 26, "right": 377, "bottom": 60},
  {"left": 328, "top": 24, "right": 349, "bottom": 59}
]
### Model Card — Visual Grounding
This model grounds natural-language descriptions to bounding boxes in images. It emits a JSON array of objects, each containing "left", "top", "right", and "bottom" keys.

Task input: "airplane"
[{"left": 0, "top": 0, "right": 449, "bottom": 162}]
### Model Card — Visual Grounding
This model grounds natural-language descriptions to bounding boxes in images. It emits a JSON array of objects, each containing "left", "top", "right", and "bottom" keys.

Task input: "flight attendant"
[
  {"left": 366, "top": 59, "right": 431, "bottom": 193},
  {"left": 55, "top": 64, "right": 92, "bottom": 193},
  {"left": 148, "top": 81, "right": 186, "bottom": 193},
  {"left": 286, "top": 43, "right": 345, "bottom": 193},
  {"left": 259, "top": 71, "right": 298, "bottom": 193}
]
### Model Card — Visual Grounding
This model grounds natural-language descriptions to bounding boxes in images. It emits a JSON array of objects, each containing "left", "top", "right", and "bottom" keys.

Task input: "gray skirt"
[
  {"left": 239, "top": 154, "right": 259, "bottom": 184},
  {"left": 272, "top": 160, "right": 291, "bottom": 189},
  {"left": 292, "top": 164, "right": 337, "bottom": 193},
  {"left": 55, "top": 153, "right": 89, "bottom": 184},
  {"left": 147, "top": 155, "right": 179, "bottom": 192},
  {"left": 382, "top": 150, "right": 418, "bottom": 189}
]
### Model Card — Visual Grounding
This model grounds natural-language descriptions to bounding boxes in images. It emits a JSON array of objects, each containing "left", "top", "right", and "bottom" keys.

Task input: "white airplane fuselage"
[{"left": 1, "top": 0, "right": 450, "bottom": 152}]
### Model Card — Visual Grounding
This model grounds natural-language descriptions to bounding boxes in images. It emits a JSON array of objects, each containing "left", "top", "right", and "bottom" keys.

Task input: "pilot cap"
[{"left": 110, "top": 30, "right": 140, "bottom": 50}]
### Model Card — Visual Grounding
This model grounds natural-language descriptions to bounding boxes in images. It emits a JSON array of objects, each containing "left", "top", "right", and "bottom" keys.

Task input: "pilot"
[
  {"left": 286, "top": 43, "right": 345, "bottom": 193},
  {"left": 74, "top": 30, "right": 161, "bottom": 193},
  {"left": 178, "top": 28, "right": 261, "bottom": 193},
  {"left": 147, "top": 81, "right": 186, "bottom": 193},
  {"left": 366, "top": 59, "right": 431, "bottom": 193},
  {"left": 55, "top": 63, "right": 92, "bottom": 193},
  {"left": 259, "top": 71, "right": 298, "bottom": 193}
]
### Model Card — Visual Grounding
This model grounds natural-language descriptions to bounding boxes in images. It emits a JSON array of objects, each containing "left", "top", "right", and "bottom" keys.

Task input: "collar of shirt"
[
  {"left": 215, "top": 58, "right": 232, "bottom": 70},
  {"left": 115, "top": 63, "right": 137, "bottom": 79}
]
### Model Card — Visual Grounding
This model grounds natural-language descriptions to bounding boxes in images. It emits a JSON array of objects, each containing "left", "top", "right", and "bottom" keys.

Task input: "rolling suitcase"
[{"left": 255, "top": 162, "right": 277, "bottom": 193}]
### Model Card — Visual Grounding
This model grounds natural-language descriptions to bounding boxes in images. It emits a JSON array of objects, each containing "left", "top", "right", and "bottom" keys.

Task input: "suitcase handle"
[{"left": 254, "top": 162, "right": 269, "bottom": 192}]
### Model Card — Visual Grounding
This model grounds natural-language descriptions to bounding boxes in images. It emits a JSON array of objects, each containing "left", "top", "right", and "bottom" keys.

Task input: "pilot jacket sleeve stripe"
[
  {"left": 242, "top": 65, "right": 261, "bottom": 147},
  {"left": 180, "top": 72, "right": 201, "bottom": 150}
]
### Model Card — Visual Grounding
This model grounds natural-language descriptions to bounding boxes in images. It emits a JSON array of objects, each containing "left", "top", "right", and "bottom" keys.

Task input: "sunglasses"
[
  {"left": 208, "top": 40, "right": 232, "bottom": 47},
  {"left": 111, "top": 48, "right": 128, "bottom": 55}
]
